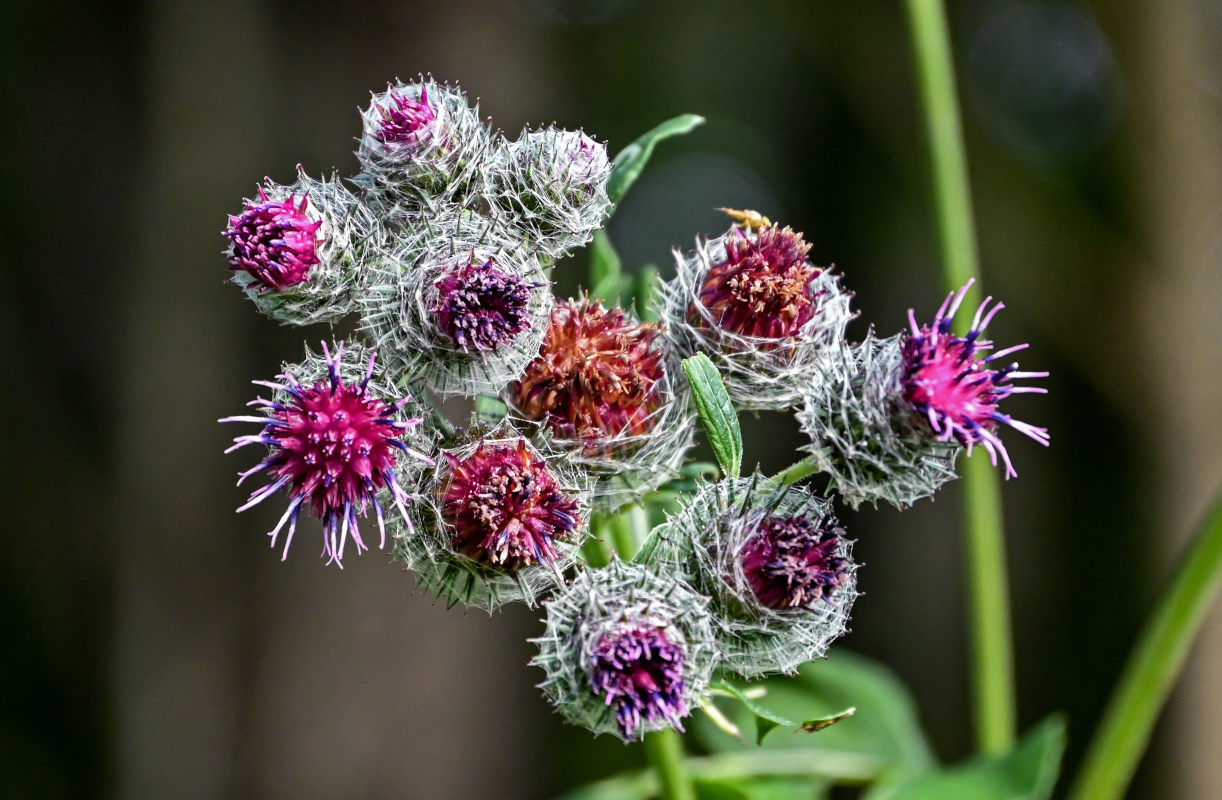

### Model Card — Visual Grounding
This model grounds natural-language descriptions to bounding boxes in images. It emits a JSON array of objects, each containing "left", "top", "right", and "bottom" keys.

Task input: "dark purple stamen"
[
  {"left": 432, "top": 260, "right": 536, "bottom": 352},
  {"left": 590, "top": 626, "right": 688, "bottom": 739},
  {"left": 740, "top": 514, "right": 850, "bottom": 610}
]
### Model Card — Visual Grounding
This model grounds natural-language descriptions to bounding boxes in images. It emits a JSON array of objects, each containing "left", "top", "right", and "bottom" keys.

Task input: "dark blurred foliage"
[{"left": 2, "top": 0, "right": 1220, "bottom": 798}]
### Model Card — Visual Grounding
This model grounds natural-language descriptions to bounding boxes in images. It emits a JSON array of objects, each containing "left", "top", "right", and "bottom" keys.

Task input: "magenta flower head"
[
  {"left": 495, "top": 127, "right": 613, "bottom": 260},
  {"left": 507, "top": 297, "right": 695, "bottom": 510},
  {"left": 393, "top": 428, "right": 589, "bottom": 611},
  {"left": 650, "top": 476, "right": 858, "bottom": 677},
  {"left": 661, "top": 213, "right": 854, "bottom": 411},
  {"left": 532, "top": 559, "right": 717, "bottom": 741},
  {"left": 798, "top": 283, "right": 1048, "bottom": 509},
  {"left": 357, "top": 77, "right": 492, "bottom": 203},
  {"left": 223, "top": 168, "right": 377, "bottom": 326},
  {"left": 360, "top": 214, "right": 552, "bottom": 397},
  {"left": 220, "top": 340, "right": 434, "bottom": 567},
  {"left": 900, "top": 278, "right": 1049, "bottom": 478}
]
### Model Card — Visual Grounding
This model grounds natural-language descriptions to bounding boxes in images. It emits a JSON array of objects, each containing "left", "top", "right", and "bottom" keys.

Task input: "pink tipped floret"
[
  {"left": 901, "top": 279, "right": 1049, "bottom": 478},
  {"left": 220, "top": 343, "right": 428, "bottom": 566}
]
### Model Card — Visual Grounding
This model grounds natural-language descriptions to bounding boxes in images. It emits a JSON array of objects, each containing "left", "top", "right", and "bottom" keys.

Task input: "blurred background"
[{"left": 3, "top": 0, "right": 1221, "bottom": 797}]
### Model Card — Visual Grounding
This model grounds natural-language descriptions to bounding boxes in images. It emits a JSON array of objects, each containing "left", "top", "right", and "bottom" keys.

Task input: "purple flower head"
[
  {"left": 739, "top": 514, "right": 852, "bottom": 611},
  {"left": 432, "top": 259, "right": 537, "bottom": 352},
  {"left": 373, "top": 84, "right": 439, "bottom": 150},
  {"left": 590, "top": 624, "right": 688, "bottom": 739},
  {"left": 441, "top": 439, "right": 581, "bottom": 569},
  {"left": 697, "top": 223, "right": 820, "bottom": 340},
  {"left": 224, "top": 187, "right": 322, "bottom": 292},
  {"left": 221, "top": 342, "right": 429, "bottom": 567},
  {"left": 901, "top": 278, "right": 1049, "bottom": 478}
]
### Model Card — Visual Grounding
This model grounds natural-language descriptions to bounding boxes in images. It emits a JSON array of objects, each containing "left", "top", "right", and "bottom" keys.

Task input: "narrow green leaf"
[
  {"left": 799, "top": 708, "right": 856, "bottom": 734},
  {"left": 754, "top": 717, "right": 782, "bottom": 746},
  {"left": 681, "top": 354, "right": 742, "bottom": 479},
  {"left": 865, "top": 716, "right": 1066, "bottom": 800},
  {"left": 607, "top": 114, "right": 705, "bottom": 204}
]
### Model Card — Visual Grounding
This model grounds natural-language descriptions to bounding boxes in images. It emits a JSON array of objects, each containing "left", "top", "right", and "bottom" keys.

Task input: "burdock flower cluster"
[{"left": 217, "top": 78, "right": 1049, "bottom": 743}]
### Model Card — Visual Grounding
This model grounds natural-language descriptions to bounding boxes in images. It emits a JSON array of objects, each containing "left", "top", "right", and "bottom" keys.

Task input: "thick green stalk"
[
  {"left": 1068, "top": 496, "right": 1222, "bottom": 800},
  {"left": 903, "top": 0, "right": 1016, "bottom": 754}
]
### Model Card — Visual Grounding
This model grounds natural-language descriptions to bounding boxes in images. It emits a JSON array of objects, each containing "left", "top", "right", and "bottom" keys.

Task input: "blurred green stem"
[
  {"left": 903, "top": 0, "right": 1016, "bottom": 754},
  {"left": 1067, "top": 496, "right": 1222, "bottom": 800}
]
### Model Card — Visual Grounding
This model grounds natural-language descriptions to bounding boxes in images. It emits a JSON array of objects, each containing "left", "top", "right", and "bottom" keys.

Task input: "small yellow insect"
[{"left": 718, "top": 207, "right": 772, "bottom": 230}]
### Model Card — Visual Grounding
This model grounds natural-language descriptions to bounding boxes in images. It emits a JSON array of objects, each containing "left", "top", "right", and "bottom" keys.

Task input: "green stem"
[
  {"left": 602, "top": 503, "right": 695, "bottom": 800},
  {"left": 1067, "top": 496, "right": 1222, "bottom": 800},
  {"left": 903, "top": 0, "right": 1015, "bottom": 754},
  {"left": 765, "top": 455, "right": 821, "bottom": 489},
  {"left": 643, "top": 730, "right": 696, "bottom": 800}
]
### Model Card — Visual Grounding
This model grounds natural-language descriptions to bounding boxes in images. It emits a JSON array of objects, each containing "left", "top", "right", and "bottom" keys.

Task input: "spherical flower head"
[
  {"left": 373, "top": 84, "right": 439, "bottom": 150},
  {"left": 899, "top": 278, "right": 1050, "bottom": 478},
  {"left": 224, "top": 187, "right": 321, "bottom": 292},
  {"left": 661, "top": 216, "right": 854, "bottom": 411},
  {"left": 433, "top": 259, "right": 536, "bottom": 353},
  {"left": 492, "top": 126, "right": 613, "bottom": 260},
  {"left": 513, "top": 298, "right": 664, "bottom": 444},
  {"left": 441, "top": 439, "right": 581, "bottom": 569},
  {"left": 590, "top": 624, "right": 688, "bottom": 739},
  {"left": 532, "top": 559, "right": 717, "bottom": 741},
  {"left": 648, "top": 477, "right": 858, "bottom": 677},
  {"left": 740, "top": 515, "right": 851, "bottom": 611},
  {"left": 796, "top": 331, "right": 962, "bottom": 509},
  {"left": 393, "top": 429, "right": 589, "bottom": 612},
  {"left": 359, "top": 213, "right": 554, "bottom": 397},
  {"left": 220, "top": 341, "right": 433, "bottom": 567},
  {"left": 698, "top": 224, "right": 818, "bottom": 339},
  {"left": 357, "top": 77, "right": 492, "bottom": 206},
  {"left": 223, "top": 169, "right": 376, "bottom": 326}
]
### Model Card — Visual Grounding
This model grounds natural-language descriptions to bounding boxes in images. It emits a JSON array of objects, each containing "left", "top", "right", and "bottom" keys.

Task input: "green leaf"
[
  {"left": 697, "top": 777, "right": 830, "bottom": 800},
  {"left": 474, "top": 394, "right": 507, "bottom": 423},
  {"left": 865, "top": 717, "right": 1066, "bottom": 800},
  {"left": 692, "top": 652, "right": 935, "bottom": 784},
  {"left": 607, "top": 113, "right": 705, "bottom": 204},
  {"left": 588, "top": 230, "right": 631, "bottom": 303},
  {"left": 712, "top": 680, "right": 852, "bottom": 744},
  {"left": 682, "top": 354, "right": 743, "bottom": 479},
  {"left": 636, "top": 263, "right": 660, "bottom": 320}
]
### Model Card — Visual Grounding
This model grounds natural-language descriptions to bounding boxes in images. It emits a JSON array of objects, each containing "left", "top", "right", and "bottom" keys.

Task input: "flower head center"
[
  {"left": 697, "top": 224, "right": 820, "bottom": 339},
  {"left": 513, "top": 299, "right": 663, "bottom": 443},
  {"left": 224, "top": 191, "right": 321, "bottom": 292},
  {"left": 590, "top": 626, "right": 687, "bottom": 739},
  {"left": 432, "top": 260, "right": 535, "bottom": 352},
  {"left": 739, "top": 514, "right": 850, "bottom": 610},
  {"left": 375, "top": 86, "right": 438, "bottom": 147},
  {"left": 442, "top": 441, "right": 580, "bottom": 568}
]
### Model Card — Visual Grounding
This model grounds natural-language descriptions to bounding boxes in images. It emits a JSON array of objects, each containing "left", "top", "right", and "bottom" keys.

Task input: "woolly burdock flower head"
[
  {"left": 531, "top": 559, "right": 717, "bottom": 741},
  {"left": 508, "top": 297, "right": 695, "bottom": 509},
  {"left": 360, "top": 213, "right": 552, "bottom": 397},
  {"left": 797, "top": 331, "right": 961, "bottom": 509},
  {"left": 223, "top": 168, "right": 377, "bottom": 325},
  {"left": 393, "top": 429, "right": 589, "bottom": 611},
  {"left": 661, "top": 212, "right": 854, "bottom": 411},
  {"left": 649, "top": 476, "right": 857, "bottom": 677},
  {"left": 220, "top": 341, "right": 433, "bottom": 567},
  {"left": 899, "top": 278, "right": 1049, "bottom": 477},
  {"left": 357, "top": 77, "right": 492, "bottom": 205},
  {"left": 493, "top": 127, "right": 613, "bottom": 260}
]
